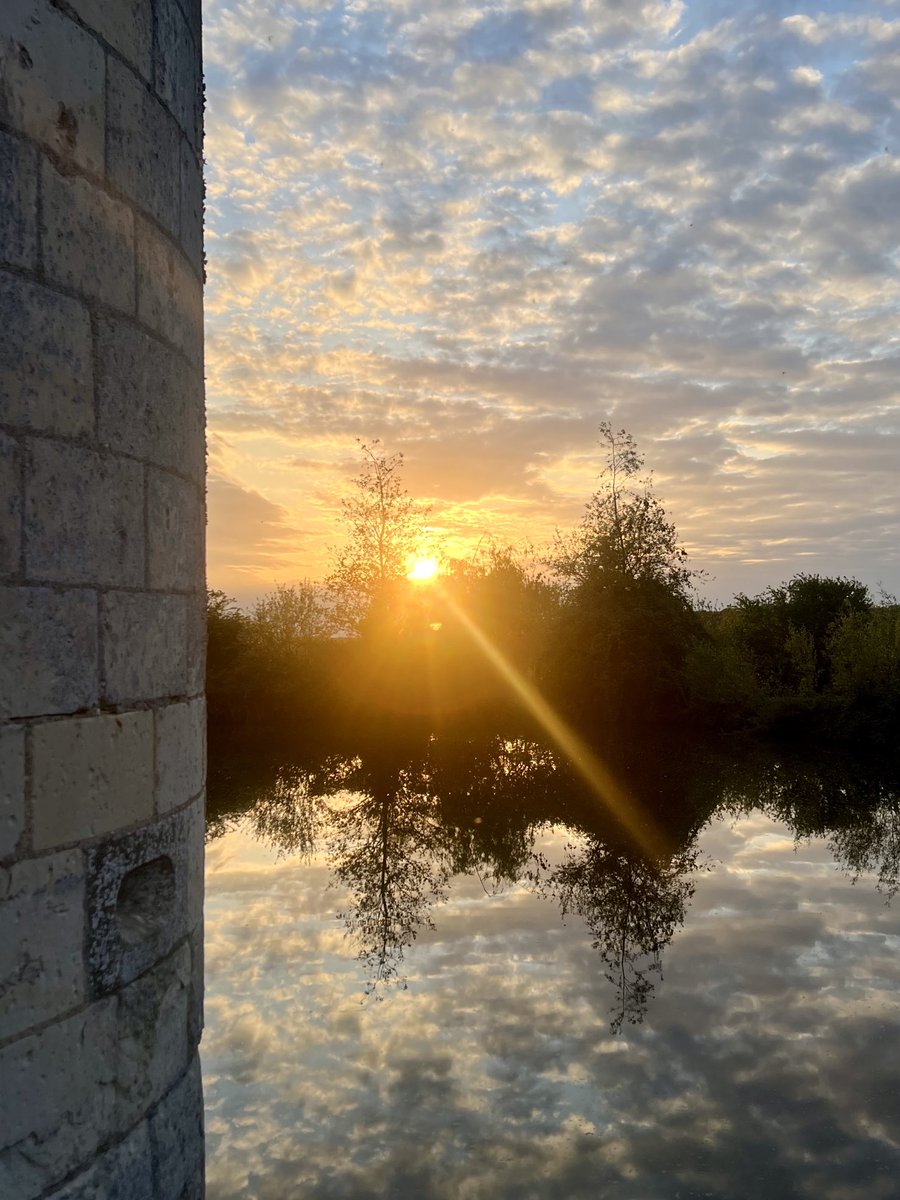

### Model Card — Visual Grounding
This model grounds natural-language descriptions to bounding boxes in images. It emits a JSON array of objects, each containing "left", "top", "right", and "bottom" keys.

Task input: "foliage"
[
  {"left": 441, "top": 541, "right": 561, "bottom": 678},
  {"left": 730, "top": 573, "right": 872, "bottom": 695},
  {"left": 549, "top": 422, "right": 696, "bottom": 599},
  {"left": 249, "top": 582, "right": 335, "bottom": 653},
  {"left": 544, "top": 424, "right": 703, "bottom": 734},
  {"left": 548, "top": 841, "right": 699, "bottom": 1032},
  {"left": 206, "top": 431, "right": 899, "bottom": 752},
  {"left": 326, "top": 440, "right": 431, "bottom": 636}
]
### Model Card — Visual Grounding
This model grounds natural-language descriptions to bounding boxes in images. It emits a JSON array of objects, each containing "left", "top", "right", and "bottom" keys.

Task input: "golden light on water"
[{"left": 407, "top": 556, "right": 439, "bottom": 583}]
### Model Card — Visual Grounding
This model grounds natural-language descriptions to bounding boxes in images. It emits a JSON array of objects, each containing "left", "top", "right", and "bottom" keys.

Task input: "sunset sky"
[{"left": 201, "top": 0, "right": 900, "bottom": 608}]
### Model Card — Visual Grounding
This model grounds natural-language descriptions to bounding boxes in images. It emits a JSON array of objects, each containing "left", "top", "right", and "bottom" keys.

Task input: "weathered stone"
[
  {"left": 96, "top": 315, "right": 204, "bottom": 480},
  {"left": 0, "top": 849, "right": 85, "bottom": 1042},
  {"left": 114, "top": 943, "right": 191, "bottom": 1132},
  {"left": 0, "top": 999, "right": 116, "bottom": 1199},
  {"left": 0, "top": 724, "right": 26, "bottom": 860},
  {"left": 2, "top": 2, "right": 207, "bottom": 1190},
  {"left": 156, "top": 698, "right": 206, "bottom": 814},
  {"left": 149, "top": 1055, "right": 204, "bottom": 1200},
  {"left": 0, "top": 274, "right": 93, "bottom": 437},
  {"left": 0, "top": 130, "right": 37, "bottom": 269},
  {"left": 136, "top": 217, "right": 204, "bottom": 365},
  {"left": 148, "top": 470, "right": 204, "bottom": 591},
  {"left": 180, "top": 138, "right": 205, "bottom": 278},
  {"left": 155, "top": 0, "right": 203, "bottom": 151},
  {"left": 0, "top": 586, "right": 97, "bottom": 718},
  {"left": 42, "top": 162, "right": 134, "bottom": 313},
  {"left": 175, "top": 0, "right": 203, "bottom": 49},
  {"left": 44, "top": 1120, "right": 155, "bottom": 1200},
  {"left": 66, "top": 0, "right": 153, "bottom": 80},
  {"left": 186, "top": 591, "right": 207, "bottom": 697},
  {"left": 24, "top": 440, "right": 144, "bottom": 587},
  {"left": 0, "top": 432, "right": 21, "bottom": 578},
  {"left": 31, "top": 712, "right": 154, "bottom": 851},
  {"left": 0, "top": 0, "right": 105, "bottom": 174},
  {"left": 84, "top": 802, "right": 202, "bottom": 996},
  {"left": 108, "top": 57, "right": 180, "bottom": 236},
  {"left": 187, "top": 923, "right": 204, "bottom": 1051},
  {"left": 101, "top": 591, "right": 190, "bottom": 704}
]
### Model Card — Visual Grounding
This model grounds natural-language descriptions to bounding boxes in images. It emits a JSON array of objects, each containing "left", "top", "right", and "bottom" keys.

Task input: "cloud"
[
  {"left": 201, "top": 0, "right": 900, "bottom": 602},
  {"left": 206, "top": 472, "right": 309, "bottom": 594}
]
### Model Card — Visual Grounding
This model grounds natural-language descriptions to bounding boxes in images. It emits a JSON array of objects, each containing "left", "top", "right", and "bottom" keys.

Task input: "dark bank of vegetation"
[{"left": 207, "top": 427, "right": 900, "bottom": 758}]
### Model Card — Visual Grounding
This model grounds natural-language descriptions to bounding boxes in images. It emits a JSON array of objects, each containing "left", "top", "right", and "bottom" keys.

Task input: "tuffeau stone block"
[
  {"left": 136, "top": 217, "right": 204, "bottom": 366},
  {"left": 0, "top": 849, "right": 86, "bottom": 1042},
  {"left": 0, "top": 432, "right": 21, "bottom": 579},
  {"left": 101, "top": 591, "right": 191, "bottom": 704},
  {"left": 66, "top": 0, "right": 153, "bottom": 80},
  {"left": 108, "top": 57, "right": 180, "bottom": 237},
  {"left": 148, "top": 469, "right": 204, "bottom": 592},
  {"left": 0, "top": 586, "right": 98, "bottom": 718},
  {"left": 155, "top": 0, "right": 204, "bottom": 151},
  {"left": 0, "top": 131, "right": 38, "bottom": 270},
  {"left": 42, "top": 162, "right": 135, "bottom": 313},
  {"left": 24, "top": 440, "right": 145, "bottom": 587},
  {"left": 0, "top": 999, "right": 117, "bottom": 1199},
  {"left": 0, "top": 723, "right": 25, "bottom": 861},
  {"left": 0, "top": 274, "right": 93, "bottom": 438},
  {"left": 31, "top": 712, "right": 155, "bottom": 851},
  {"left": 96, "top": 314, "right": 205, "bottom": 481},
  {"left": 156, "top": 698, "right": 206, "bottom": 814},
  {"left": 0, "top": 0, "right": 105, "bottom": 174}
]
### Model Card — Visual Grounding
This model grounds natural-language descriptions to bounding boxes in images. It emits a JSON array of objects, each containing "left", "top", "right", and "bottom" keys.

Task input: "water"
[{"left": 202, "top": 739, "right": 900, "bottom": 1199}]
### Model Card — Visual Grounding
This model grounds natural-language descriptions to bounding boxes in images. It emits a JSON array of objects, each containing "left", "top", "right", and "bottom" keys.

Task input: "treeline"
[{"left": 207, "top": 430, "right": 900, "bottom": 753}]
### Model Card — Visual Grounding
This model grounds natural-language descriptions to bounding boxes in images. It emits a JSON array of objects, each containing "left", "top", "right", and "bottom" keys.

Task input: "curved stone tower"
[{"left": 0, "top": 2, "right": 206, "bottom": 1196}]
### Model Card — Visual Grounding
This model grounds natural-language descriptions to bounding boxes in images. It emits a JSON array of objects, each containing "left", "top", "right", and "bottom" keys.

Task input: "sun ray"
[{"left": 437, "top": 585, "right": 666, "bottom": 859}]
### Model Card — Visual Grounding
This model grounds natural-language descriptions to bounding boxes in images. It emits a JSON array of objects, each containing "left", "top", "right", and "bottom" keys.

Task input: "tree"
[
  {"left": 249, "top": 582, "right": 334, "bottom": 653},
  {"left": 545, "top": 423, "right": 702, "bottom": 733},
  {"left": 326, "top": 440, "right": 430, "bottom": 635},
  {"left": 732, "top": 573, "right": 872, "bottom": 695},
  {"left": 549, "top": 422, "right": 696, "bottom": 599}
]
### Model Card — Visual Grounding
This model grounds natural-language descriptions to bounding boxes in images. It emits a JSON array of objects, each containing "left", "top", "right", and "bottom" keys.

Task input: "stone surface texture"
[{"left": 0, "top": 0, "right": 206, "bottom": 1195}]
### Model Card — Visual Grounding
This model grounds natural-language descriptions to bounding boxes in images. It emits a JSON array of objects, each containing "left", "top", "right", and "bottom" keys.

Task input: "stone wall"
[{"left": 0, "top": 1, "right": 206, "bottom": 1196}]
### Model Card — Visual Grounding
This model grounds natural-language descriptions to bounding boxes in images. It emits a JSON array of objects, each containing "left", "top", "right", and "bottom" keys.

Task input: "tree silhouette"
[
  {"left": 326, "top": 441, "right": 431, "bottom": 636},
  {"left": 550, "top": 422, "right": 695, "bottom": 597},
  {"left": 326, "top": 759, "right": 453, "bottom": 992},
  {"left": 545, "top": 839, "right": 700, "bottom": 1032}
]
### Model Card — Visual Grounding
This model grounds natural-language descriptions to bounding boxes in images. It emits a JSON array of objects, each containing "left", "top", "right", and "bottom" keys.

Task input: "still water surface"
[{"left": 202, "top": 739, "right": 900, "bottom": 1199}]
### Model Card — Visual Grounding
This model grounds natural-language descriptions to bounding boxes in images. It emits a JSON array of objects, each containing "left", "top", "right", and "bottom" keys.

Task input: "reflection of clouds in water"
[
  {"left": 203, "top": 817, "right": 900, "bottom": 1199},
  {"left": 206, "top": 811, "right": 900, "bottom": 1195}
]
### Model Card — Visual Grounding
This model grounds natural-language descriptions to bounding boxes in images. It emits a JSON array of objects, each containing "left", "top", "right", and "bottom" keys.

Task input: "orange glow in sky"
[{"left": 201, "top": 1, "right": 900, "bottom": 610}]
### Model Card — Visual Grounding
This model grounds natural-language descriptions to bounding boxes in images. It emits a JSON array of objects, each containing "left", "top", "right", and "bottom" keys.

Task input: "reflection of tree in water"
[
  {"left": 325, "top": 761, "right": 452, "bottom": 993},
  {"left": 831, "top": 806, "right": 900, "bottom": 900},
  {"left": 721, "top": 754, "right": 900, "bottom": 902},
  {"left": 437, "top": 737, "right": 559, "bottom": 893},
  {"left": 207, "top": 733, "right": 900, "bottom": 1020},
  {"left": 542, "top": 841, "right": 701, "bottom": 1032}
]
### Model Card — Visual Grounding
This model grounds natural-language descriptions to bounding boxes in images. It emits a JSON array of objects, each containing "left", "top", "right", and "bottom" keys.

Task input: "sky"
[{"left": 201, "top": 0, "right": 900, "bottom": 607}]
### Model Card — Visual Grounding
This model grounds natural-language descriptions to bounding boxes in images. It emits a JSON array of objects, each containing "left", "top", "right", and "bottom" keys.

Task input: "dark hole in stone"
[
  {"left": 57, "top": 103, "right": 78, "bottom": 149},
  {"left": 116, "top": 856, "right": 175, "bottom": 945}
]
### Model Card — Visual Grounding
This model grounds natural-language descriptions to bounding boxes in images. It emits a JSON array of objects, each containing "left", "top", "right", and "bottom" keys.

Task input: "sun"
[{"left": 407, "top": 556, "right": 439, "bottom": 583}]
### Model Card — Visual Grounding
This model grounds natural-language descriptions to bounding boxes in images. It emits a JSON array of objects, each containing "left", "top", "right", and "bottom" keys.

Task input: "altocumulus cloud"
[{"left": 202, "top": 0, "right": 900, "bottom": 602}]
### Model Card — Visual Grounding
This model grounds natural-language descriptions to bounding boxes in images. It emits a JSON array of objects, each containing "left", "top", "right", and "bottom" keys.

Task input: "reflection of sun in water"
[{"left": 407, "top": 556, "right": 439, "bottom": 583}]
